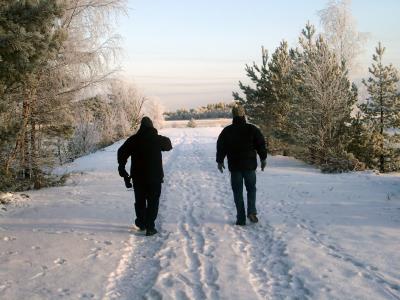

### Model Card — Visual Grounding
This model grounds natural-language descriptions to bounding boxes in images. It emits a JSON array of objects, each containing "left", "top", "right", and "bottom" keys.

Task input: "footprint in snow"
[
  {"left": 321, "top": 287, "right": 332, "bottom": 293},
  {"left": 79, "top": 292, "right": 95, "bottom": 299},
  {"left": 160, "top": 274, "right": 174, "bottom": 287},
  {"left": 175, "top": 290, "right": 190, "bottom": 300},
  {"left": 204, "top": 227, "right": 216, "bottom": 236},
  {"left": 146, "top": 289, "right": 162, "bottom": 300},
  {"left": 0, "top": 280, "right": 12, "bottom": 292},
  {"left": 358, "top": 271, "right": 373, "bottom": 280},
  {"left": 57, "top": 288, "right": 71, "bottom": 297},
  {"left": 54, "top": 258, "right": 67, "bottom": 265}
]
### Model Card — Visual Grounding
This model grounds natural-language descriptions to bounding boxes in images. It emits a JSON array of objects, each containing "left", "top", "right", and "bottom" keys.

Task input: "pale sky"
[{"left": 117, "top": 0, "right": 400, "bottom": 110}]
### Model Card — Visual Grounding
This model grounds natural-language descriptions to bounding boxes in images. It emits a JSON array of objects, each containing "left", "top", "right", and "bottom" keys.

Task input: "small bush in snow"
[{"left": 187, "top": 118, "right": 197, "bottom": 128}]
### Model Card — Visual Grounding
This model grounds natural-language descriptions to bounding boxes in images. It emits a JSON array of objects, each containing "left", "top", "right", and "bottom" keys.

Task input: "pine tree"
[
  {"left": 1, "top": 1, "right": 127, "bottom": 191},
  {"left": 233, "top": 46, "right": 273, "bottom": 132},
  {"left": 233, "top": 44, "right": 293, "bottom": 154},
  {"left": 290, "top": 22, "right": 358, "bottom": 171},
  {"left": 360, "top": 43, "right": 400, "bottom": 172},
  {"left": 347, "top": 112, "right": 378, "bottom": 169},
  {"left": 0, "top": 0, "right": 66, "bottom": 189},
  {"left": 267, "top": 41, "right": 294, "bottom": 153},
  {"left": 0, "top": 1, "right": 65, "bottom": 87}
]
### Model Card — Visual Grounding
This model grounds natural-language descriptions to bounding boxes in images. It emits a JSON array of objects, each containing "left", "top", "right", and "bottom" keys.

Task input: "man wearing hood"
[
  {"left": 216, "top": 105, "right": 267, "bottom": 226},
  {"left": 117, "top": 116, "right": 172, "bottom": 236}
]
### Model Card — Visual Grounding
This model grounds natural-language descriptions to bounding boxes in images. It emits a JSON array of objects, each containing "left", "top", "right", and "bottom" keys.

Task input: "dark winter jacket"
[
  {"left": 216, "top": 116, "right": 267, "bottom": 171},
  {"left": 117, "top": 122, "right": 172, "bottom": 183}
]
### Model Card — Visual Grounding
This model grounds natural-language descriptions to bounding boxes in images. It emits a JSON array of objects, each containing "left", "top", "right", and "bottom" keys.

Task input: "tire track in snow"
[
  {"left": 174, "top": 135, "right": 309, "bottom": 299},
  {"left": 148, "top": 136, "right": 220, "bottom": 300},
  {"left": 212, "top": 171, "right": 310, "bottom": 300},
  {"left": 232, "top": 224, "right": 310, "bottom": 299},
  {"left": 163, "top": 134, "right": 309, "bottom": 299},
  {"left": 105, "top": 129, "right": 309, "bottom": 299}
]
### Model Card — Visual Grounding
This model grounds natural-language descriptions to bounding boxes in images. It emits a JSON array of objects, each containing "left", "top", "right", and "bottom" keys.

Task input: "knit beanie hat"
[
  {"left": 140, "top": 116, "right": 154, "bottom": 128},
  {"left": 232, "top": 104, "right": 245, "bottom": 117}
]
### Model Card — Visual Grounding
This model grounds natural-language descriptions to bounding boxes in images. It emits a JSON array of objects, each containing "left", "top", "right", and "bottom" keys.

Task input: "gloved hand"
[
  {"left": 123, "top": 176, "right": 132, "bottom": 189},
  {"left": 118, "top": 165, "right": 129, "bottom": 178},
  {"left": 217, "top": 163, "right": 225, "bottom": 173},
  {"left": 261, "top": 159, "right": 267, "bottom": 171}
]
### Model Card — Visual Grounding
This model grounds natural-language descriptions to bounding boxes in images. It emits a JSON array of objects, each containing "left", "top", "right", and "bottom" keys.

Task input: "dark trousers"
[
  {"left": 230, "top": 170, "right": 257, "bottom": 223},
  {"left": 133, "top": 181, "right": 162, "bottom": 230}
]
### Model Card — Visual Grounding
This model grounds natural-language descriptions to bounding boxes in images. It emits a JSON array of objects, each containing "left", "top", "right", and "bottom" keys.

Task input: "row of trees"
[
  {"left": 0, "top": 1, "right": 150, "bottom": 191},
  {"left": 164, "top": 102, "right": 235, "bottom": 120},
  {"left": 234, "top": 3, "right": 399, "bottom": 173}
]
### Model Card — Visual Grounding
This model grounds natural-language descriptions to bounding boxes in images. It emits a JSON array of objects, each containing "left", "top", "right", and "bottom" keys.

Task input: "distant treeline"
[{"left": 164, "top": 102, "right": 234, "bottom": 120}]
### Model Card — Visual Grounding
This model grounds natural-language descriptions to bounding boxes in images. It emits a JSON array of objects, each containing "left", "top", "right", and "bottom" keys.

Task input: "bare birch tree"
[
  {"left": 318, "top": 0, "right": 369, "bottom": 76},
  {"left": 144, "top": 98, "right": 165, "bottom": 130},
  {"left": 108, "top": 79, "right": 145, "bottom": 134}
]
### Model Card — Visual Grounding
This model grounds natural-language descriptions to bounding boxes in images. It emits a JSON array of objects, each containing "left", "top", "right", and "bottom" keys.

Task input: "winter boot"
[
  {"left": 134, "top": 220, "right": 146, "bottom": 231},
  {"left": 235, "top": 220, "right": 246, "bottom": 226},
  {"left": 146, "top": 228, "right": 158, "bottom": 236},
  {"left": 248, "top": 213, "right": 258, "bottom": 223},
  {"left": 136, "top": 225, "right": 146, "bottom": 231}
]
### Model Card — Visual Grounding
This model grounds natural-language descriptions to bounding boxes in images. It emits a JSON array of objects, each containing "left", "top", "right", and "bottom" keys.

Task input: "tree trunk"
[
  {"left": 380, "top": 86, "right": 385, "bottom": 173},
  {"left": 5, "top": 90, "right": 32, "bottom": 176},
  {"left": 22, "top": 122, "right": 30, "bottom": 179},
  {"left": 31, "top": 115, "right": 41, "bottom": 189}
]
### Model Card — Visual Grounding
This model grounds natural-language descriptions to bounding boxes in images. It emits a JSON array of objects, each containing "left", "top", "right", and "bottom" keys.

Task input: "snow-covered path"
[{"left": 1, "top": 127, "right": 400, "bottom": 300}]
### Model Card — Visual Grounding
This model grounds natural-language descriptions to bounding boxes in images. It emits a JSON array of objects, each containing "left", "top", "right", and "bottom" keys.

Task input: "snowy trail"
[{"left": 1, "top": 127, "right": 400, "bottom": 300}]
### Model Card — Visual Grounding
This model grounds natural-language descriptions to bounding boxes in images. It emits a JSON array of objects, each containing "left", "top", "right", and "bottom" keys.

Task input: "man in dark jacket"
[
  {"left": 117, "top": 117, "right": 172, "bottom": 236},
  {"left": 216, "top": 105, "right": 267, "bottom": 225}
]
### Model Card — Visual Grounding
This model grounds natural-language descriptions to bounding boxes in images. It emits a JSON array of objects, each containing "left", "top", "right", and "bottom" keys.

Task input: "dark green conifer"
[{"left": 360, "top": 43, "right": 400, "bottom": 172}]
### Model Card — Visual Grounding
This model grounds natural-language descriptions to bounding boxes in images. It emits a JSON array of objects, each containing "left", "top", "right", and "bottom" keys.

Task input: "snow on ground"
[{"left": 0, "top": 127, "right": 400, "bottom": 300}]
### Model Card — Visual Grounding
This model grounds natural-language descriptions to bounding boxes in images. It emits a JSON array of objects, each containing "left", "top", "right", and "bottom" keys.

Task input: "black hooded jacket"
[
  {"left": 117, "top": 121, "right": 172, "bottom": 183},
  {"left": 216, "top": 116, "right": 267, "bottom": 171}
]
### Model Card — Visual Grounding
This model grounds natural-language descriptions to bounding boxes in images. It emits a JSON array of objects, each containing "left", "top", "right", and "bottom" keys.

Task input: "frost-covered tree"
[
  {"left": 68, "top": 108, "right": 101, "bottom": 159},
  {"left": 318, "top": 0, "right": 369, "bottom": 76},
  {"left": 144, "top": 98, "right": 165, "bottom": 130},
  {"left": 360, "top": 43, "right": 400, "bottom": 172},
  {"left": 59, "top": 0, "right": 125, "bottom": 96},
  {"left": 0, "top": 0, "right": 66, "bottom": 188},
  {"left": 0, "top": 0, "right": 126, "bottom": 191},
  {"left": 67, "top": 82, "right": 145, "bottom": 160},
  {"left": 233, "top": 22, "right": 360, "bottom": 171},
  {"left": 0, "top": 1, "right": 65, "bottom": 88},
  {"left": 289, "top": 23, "right": 359, "bottom": 171},
  {"left": 108, "top": 80, "right": 145, "bottom": 135}
]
